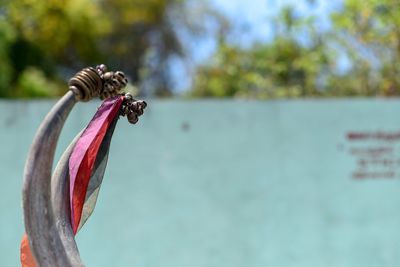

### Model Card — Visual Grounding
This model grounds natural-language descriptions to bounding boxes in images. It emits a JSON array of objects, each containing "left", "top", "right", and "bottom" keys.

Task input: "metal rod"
[{"left": 22, "top": 91, "right": 80, "bottom": 266}]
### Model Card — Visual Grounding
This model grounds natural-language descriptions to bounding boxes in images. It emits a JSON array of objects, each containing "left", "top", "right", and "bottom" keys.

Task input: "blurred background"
[
  {"left": 0, "top": 0, "right": 399, "bottom": 99},
  {"left": 2, "top": 0, "right": 400, "bottom": 266}
]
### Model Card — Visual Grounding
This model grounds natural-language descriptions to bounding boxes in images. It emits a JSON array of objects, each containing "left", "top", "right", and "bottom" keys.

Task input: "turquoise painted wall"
[{"left": 1, "top": 100, "right": 400, "bottom": 266}]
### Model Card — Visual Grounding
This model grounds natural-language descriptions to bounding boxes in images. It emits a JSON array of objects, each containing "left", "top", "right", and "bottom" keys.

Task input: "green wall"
[{"left": 1, "top": 100, "right": 400, "bottom": 266}]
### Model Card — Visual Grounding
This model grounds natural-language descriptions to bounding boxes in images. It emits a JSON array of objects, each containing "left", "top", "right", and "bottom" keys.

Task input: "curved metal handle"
[
  {"left": 22, "top": 91, "right": 81, "bottom": 266},
  {"left": 22, "top": 65, "right": 133, "bottom": 266}
]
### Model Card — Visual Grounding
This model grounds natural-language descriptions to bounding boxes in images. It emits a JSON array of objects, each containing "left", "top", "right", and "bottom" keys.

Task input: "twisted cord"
[
  {"left": 69, "top": 64, "right": 128, "bottom": 102},
  {"left": 68, "top": 64, "right": 146, "bottom": 123},
  {"left": 68, "top": 67, "right": 102, "bottom": 102}
]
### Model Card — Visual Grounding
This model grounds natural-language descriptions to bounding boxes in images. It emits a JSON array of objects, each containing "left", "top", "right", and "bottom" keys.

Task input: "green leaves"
[
  {"left": 15, "top": 67, "right": 60, "bottom": 98},
  {"left": 192, "top": 31, "right": 333, "bottom": 99},
  {"left": 1, "top": 0, "right": 193, "bottom": 97},
  {"left": 2, "top": 0, "right": 400, "bottom": 98},
  {"left": 191, "top": 0, "right": 400, "bottom": 98}
]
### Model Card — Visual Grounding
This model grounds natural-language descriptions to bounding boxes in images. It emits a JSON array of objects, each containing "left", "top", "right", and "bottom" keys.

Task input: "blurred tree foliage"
[
  {"left": 191, "top": 0, "right": 400, "bottom": 98},
  {"left": 1, "top": 0, "right": 400, "bottom": 98},
  {"left": 192, "top": 6, "right": 332, "bottom": 98},
  {"left": 0, "top": 0, "right": 207, "bottom": 97},
  {"left": 330, "top": 0, "right": 400, "bottom": 96}
]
